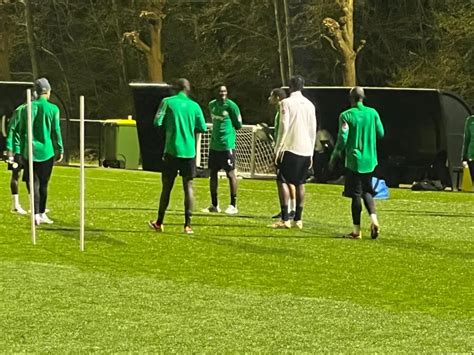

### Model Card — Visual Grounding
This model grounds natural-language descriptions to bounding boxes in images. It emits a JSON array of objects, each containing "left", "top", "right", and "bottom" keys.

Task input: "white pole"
[
  {"left": 26, "top": 89, "right": 36, "bottom": 244},
  {"left": 196, "top": 133, "right": 202, "bottom": 167},
  {"left": 79, "top": 96, "right": 85, "bottom": 251}
]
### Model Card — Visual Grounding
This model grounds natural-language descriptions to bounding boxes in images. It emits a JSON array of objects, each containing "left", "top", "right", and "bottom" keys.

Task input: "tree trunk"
[
  {"left": 0, "top": 10, "right": 11, "bottom": 80},
  {"left": 342, "top": 55, "right": 356, "bottom": 86},
  {"left": 148, "top": 21, "right": 164, "bottom": 83},
  {"left": 25, "top": 0, "right": 39, "bottom": 79},
  {"left": 123, "top": 3, "right": 166, "bottom": 83},
  {"left": 273, "top": 0, "right": 286, "bottom": 86},
  {"left": 282, "top": 0, "right": 294, "bottom": 78},
  {"left": 321, "top": 0, "right": 365, "bottom": 86}
]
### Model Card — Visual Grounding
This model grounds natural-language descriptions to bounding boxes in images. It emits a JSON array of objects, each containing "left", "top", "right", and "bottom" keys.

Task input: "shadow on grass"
[
  {"left": 40, "top": 220, "right": 127, "bottom": 246},
  {"left": 192, "top": 235, "right": 308, "bottom": 258},
  {"left": 381, "top": 209, "right": 474, "bottom": 218}
]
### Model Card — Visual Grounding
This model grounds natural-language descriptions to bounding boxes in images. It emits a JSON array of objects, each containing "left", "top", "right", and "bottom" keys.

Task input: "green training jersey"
[
  {"left": 6, "top": 104, "right": 25, "bottom": 154},
  {"left": 462, "top": 115, "right": 474, "bottom": 160},
  {"left": 16, "top": 96, "right": 64, "bottom": 162},
  {"left": 209, "top": 98, "right": 242, "bottom": 151},
  {"left": 154, "top": 92, "right": 207, "bottom": 158},
  {"left": 331, "top": 101, "right": 384, "bottom": 174}
]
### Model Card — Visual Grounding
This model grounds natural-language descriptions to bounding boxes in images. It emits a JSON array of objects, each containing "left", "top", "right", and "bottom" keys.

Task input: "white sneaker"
[
  {"left": 202, "top": 205, "right": 221, "bottom": 213},
  {"left": 39, "top": 213, "right": 54, "bottom": 225},
  {"left": 12, "top": 206, "right": 27, "bottom": 215},
  {"left": 35, "top": 215, "right": 42, "bottom": 226},
  {"left": 224, "top": 205, "right": 239, "bottom": 215},
  {"left": 293, "top": 220, "right": 303, "bottom": 230}
]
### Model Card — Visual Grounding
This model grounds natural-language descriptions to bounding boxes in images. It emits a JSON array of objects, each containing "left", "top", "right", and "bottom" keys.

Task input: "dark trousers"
[{"left": 23, "top": 158, "right": 54, "bottom": 214}]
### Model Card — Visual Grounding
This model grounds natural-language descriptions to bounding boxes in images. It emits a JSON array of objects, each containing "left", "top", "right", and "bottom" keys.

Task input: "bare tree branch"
[{"left": 123, "top": 31, "right": 150, "bottom": 54}]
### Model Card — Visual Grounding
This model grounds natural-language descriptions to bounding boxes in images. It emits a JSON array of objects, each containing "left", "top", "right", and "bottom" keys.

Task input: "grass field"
[{"left": 0, "top": 166, "right": 473, "bottom": 352}]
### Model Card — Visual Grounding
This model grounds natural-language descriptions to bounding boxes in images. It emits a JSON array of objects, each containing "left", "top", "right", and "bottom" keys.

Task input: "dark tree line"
[{"left": 0, "top": 0, "right": 472, "bottom": 123}]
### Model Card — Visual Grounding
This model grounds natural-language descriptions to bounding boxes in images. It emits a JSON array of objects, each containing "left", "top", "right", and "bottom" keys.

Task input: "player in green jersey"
[
  {"left": 202, "top": 85, "right": 242, "bottom": 215},
  {"left": 462, "top": 115, "right": 474, "bottom": 184},
  {"left": 149, "top": 79, "right": 207, "bottom": 234},
  {"left": 330, "top": 87, "right": 384, "bottom": 239},
  {"left": 6, "top": 103, "right": 28, "bottom": 215},
  {"left": 15, "top": 78, "right": 64, "bottom": 225}
]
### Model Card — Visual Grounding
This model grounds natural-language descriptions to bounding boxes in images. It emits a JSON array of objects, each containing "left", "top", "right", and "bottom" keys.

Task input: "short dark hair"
[
  {"left": 271, "top": 88, "right": 287, "bottom": 100},
  {"left": 176, "top": 78, "right": 190, "bottom": 91},
  {"left": 289, "top": 75, "right": 304, "bottom": 92}
]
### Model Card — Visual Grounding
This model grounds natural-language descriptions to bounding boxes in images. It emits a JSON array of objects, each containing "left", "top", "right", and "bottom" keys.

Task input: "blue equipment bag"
[{"left": 372, "top": 177, "right": 390, "bottom": 199}]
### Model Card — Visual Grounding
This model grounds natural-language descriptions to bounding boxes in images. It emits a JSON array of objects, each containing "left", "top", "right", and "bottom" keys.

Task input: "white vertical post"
[
  {"left": 27, "top": 89, "right": 36, "bottom": 244},
  {"left": 79, "top": 96, "right": 85, "bottom": 251},
  {"left": 196, "top": 133, "right": 202, "bottom": 167},
  {"left": 250, "top": 127, "right": 257, "bottom": 179}
]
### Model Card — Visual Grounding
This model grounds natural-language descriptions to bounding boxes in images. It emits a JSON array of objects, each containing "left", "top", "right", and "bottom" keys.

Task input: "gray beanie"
[{"left": 35, "top": 78, "right": 51, "bottom": 95}]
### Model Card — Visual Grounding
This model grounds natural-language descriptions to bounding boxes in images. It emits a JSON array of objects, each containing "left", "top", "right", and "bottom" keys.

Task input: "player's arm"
[
  {"left": 229, "top": 102, "right": 242, "bottom": 130},
  {"left": 375, "top": 110, "right": 384, "bottom": 139},
  {"left": 52, "top": 107, "right": 64, "bottom": 162},
  {"left": 275, "top": 100, "right": 289, "bottom": 158},
  {"left": 195, "top": 105, "right": 208, "bottom": 133},
  {"left": 6, "top": 109, "right": 20, "bottom": 155},
  {"left": 330, "top": 114, "right": 349, "bottom": 164},
  {"left": 153, "top": 99, "right": 168, "bottom": 127},
  {"left": 462, "top": 116, "right": 471, "bottom": 161}
]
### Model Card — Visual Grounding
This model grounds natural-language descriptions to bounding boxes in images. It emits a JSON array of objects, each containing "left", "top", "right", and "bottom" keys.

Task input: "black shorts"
[
  {"left": 208, "top": 149, "right": 235, "bottom": 172},
  {"left": 22, "top": 158, "right": 54, "bottom": 183},
  {"left": 276, "top": 151, "right": 311, "bottom": 185},
  {"left": 7, "top": 154, "right": 23, "bottom": 172},
  {"left": 343, "top": 169, "right": 375, "bottom": 198},
  {"left": 162, "top": 154, "right": 196, "bottom": 179}
]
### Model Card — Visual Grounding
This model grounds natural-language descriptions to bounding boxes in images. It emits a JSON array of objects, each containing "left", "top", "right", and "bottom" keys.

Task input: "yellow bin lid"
[{"left": 103, "top": 119, "right": 137, "bottom": 126}]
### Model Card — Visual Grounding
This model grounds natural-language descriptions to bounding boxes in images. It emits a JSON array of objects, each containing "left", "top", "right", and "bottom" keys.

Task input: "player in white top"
[{"left": 270, "top": 75, "right": 317, "bottom": 229}]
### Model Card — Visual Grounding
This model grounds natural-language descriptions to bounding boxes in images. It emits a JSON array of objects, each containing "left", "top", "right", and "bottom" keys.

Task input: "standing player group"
[{"left": 148, "top": 75, "right": 385, "bottom": 238}]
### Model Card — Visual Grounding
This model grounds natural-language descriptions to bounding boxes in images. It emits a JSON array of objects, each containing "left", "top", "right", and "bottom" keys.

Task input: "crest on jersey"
[{"left": 222, "top": 110, "right": 229, "bottom": 117}]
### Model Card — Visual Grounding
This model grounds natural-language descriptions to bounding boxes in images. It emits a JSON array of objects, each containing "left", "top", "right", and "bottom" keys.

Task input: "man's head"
[
  {"left": 268, "top": 88, "right": 287, "bottom": 105},
  {"left": 289, "top": 75, "right": 305, "bottom": 93},
  {"left": 349, "top": 86, "right": 365, "bottom": 105},
  {"left": 217, "top": 85, "right": 228, "bottom": 101},
  {"left": 35, "top": 77, "right": 51, "bottom": 99},
  {"left": 176, "top": 78, "right": 191, "bottom": 95}
]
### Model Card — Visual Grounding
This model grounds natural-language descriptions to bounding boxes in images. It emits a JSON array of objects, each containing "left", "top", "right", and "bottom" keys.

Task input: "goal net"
[{"left": 197, "top": 124, "right": 276, "bottom": 178}]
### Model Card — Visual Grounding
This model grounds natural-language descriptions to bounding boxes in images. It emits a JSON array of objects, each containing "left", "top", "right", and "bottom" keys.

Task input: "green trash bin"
[{"left": 101, "top": 119, "right": 140, "bottom": 170}]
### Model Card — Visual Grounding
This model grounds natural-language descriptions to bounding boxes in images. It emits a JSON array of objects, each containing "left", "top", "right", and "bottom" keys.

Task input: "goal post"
[{"left": 198, "top": 124, "right": 276, "bottom": 178}]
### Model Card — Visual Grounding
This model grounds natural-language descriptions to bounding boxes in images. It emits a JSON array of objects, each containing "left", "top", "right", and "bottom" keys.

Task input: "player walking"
[
  {"left": 329, "top": 87, "right": 384, "bottom": 239},
  {"left": 15, "top": 78, "right": 64, "bottom": 225},
  {"left": 271, "top": 76, "right": 317, "bottom": 229},
  {"left": 149, "top": 79, "right": 207, "bottom": 234},
  {"left": 202, "top": 85, "right": 242, "bottom": 215},
  {"left": 6, "top": 103, "right": 28, "bottom": 215}
]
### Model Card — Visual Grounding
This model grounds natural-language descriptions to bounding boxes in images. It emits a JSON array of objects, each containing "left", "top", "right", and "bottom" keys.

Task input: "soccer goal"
[{"left": 197, "top": 124, "right": 276, "bottom": 178}]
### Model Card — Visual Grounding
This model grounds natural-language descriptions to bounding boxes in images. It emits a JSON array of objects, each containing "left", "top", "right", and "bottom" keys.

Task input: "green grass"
[{"left": 0, "top": 167, "right": 473, "bottom": 352}]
